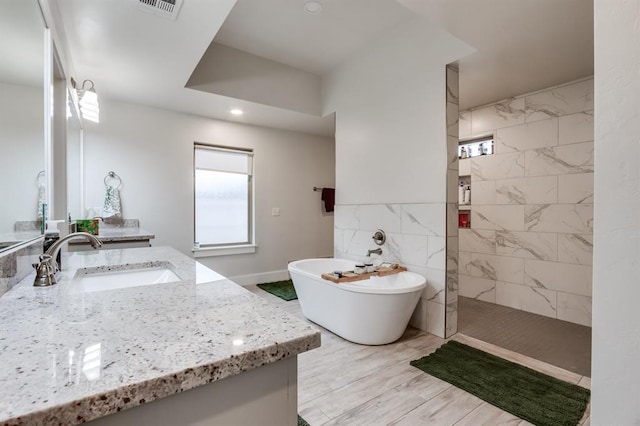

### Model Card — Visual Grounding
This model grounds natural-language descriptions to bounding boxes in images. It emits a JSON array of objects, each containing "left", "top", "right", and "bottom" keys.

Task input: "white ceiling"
[
  {"left": 399, "top": 0, "right": 594, "bottom": 110},
  {"left": 54, "top": 0, "right": 334, "bottom": 136},
  {"left": 53, "top": 0, "right": 593, "bottom": 136},
  {"left": 214, "top": 0, "right": 416, "bottom": 75}
]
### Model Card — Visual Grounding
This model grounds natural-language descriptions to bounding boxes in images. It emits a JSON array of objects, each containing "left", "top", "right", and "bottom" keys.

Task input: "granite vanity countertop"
[
  {"left": 68, "top": 227, "right": 155, "bottom": 243},
  {"left": 0, "top": 247, "right": 320, "bottom": 425}
]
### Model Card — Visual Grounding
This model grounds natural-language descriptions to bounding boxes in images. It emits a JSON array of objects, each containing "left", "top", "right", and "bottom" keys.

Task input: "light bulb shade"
[
  {"left": 79, "top": 89, "right": 99, "bottom": 123},
  {"left": 80, "top": 89, "right": 97, "bottom": 106}
]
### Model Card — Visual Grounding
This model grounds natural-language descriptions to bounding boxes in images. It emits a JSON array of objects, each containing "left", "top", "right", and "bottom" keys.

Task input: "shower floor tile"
[{"left": 458, "top": 296, "right": 592, "bottom": 377}]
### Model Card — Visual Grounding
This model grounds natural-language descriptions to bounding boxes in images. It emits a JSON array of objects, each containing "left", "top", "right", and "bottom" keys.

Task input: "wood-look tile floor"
[{"left": 247, "top": 285, "right": 591, "bottom": 426}]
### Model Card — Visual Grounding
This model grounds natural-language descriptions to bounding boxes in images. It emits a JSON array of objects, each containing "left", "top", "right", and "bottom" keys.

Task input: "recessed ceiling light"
[
  {"left": 304, "top": 1, "right": 323, "bottom": 14},
  {"left": 230, "top": 109, "right": 243, "bottom": 116}
]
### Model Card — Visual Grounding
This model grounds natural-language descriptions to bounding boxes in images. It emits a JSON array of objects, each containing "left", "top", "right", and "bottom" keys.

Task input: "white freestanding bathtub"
[{"left": 288, "top": 258, "right": 426, "bottom": 345}]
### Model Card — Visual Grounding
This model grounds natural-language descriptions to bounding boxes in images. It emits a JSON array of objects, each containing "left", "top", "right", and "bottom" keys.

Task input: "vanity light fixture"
[
  {"left": 230, "top": 109, "right": 243, "bottom": 116},
  {"left": 72, "top": 78, "right": 100, "bottom": 123}
]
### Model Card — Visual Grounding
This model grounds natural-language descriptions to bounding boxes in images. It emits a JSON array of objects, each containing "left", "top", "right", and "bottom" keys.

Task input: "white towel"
[{"left": 103, "top": 185, "right": 122, "bottom": 222}]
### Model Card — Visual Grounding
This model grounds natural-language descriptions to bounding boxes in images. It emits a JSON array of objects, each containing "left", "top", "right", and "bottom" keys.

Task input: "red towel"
[{"left": 321, "top": 188, "right": 335, "bottom": 213}]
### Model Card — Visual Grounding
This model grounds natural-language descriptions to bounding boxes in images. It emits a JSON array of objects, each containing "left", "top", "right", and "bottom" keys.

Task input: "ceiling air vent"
[{"left": 137, "top": 0, "right": 183, "bottom": 20}]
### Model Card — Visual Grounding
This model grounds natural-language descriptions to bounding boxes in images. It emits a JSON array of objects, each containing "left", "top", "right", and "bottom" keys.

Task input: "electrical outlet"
[{"left": 272, "top": 208, "right": 280, "bottom": 216}]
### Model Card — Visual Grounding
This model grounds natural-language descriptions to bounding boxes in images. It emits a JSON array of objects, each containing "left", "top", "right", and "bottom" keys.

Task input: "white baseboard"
[{"left": 229, "top": 269, "right": 290, "bottom": 287}]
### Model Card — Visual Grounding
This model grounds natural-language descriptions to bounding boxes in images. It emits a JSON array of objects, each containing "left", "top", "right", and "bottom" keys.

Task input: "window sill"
[{"left": 192, "top": 244, "right": 257, "bottom": 258}]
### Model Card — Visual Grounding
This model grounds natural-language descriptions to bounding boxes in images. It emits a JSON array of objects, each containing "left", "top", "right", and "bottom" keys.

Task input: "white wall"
[
  {"left": 83, "top": 100, "right": 335, "bottom": 281},
  {"left": 592, "top": 0, "right": 640, "bottom": 422},
  {"left": 323, "top": 17, "right": 472, "bottom": 337},
  {"left": 0, "top": 82, "right": 44, "bottom": 233},
  {"left": 323, "top": 18, "right": 471, "bottom": 206}
]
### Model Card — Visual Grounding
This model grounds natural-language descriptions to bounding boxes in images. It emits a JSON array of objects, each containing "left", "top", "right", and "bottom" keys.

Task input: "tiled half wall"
[
  {"left": 458, "top": 77, "right": 594, "bottom": 327},
  {"left": 334, "top": 65, "right": 460, "bottom": 339},
  {"left": 334, "top": 203, "right": 448, "bottom": 337}
]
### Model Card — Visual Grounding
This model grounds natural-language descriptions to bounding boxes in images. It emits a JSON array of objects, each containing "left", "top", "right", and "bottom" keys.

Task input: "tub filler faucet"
[
  {"left": 33, "top": 232, "right": 102, "bottom": 287},
  {"left": 367, "top": 248, "right": 382, "bottom": 257}
]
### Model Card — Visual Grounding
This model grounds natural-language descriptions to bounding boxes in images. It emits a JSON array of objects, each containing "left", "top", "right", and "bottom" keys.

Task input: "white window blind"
[
  {"left": 194, "top": 144, "right": 253, "bottom": 247},
  {"left": 194, "top": 146, "right": 253, "bottom": 175}
]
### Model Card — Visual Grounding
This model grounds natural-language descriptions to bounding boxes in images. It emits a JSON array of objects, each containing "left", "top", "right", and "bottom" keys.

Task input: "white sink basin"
[{"left": 72, "top": 262, "right": 182, "bottom": 293}]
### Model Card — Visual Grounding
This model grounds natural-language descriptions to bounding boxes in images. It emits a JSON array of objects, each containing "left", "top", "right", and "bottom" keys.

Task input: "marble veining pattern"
[
  {"left": 358, "top": 204, "right": 401, "bottom": 233},
  {"left": 459, "top": 229, "right": 496, "bottom": 255},
  {"left": 495, "top": 231, "right": 557, "bottom": 261},
  {"left": 335, "top": 200, "right": 449, "bottom": 337},
  {"left": 458, "top": 111, "right": 471, "bottom": 138},
  {"left": 559, "top": 111, "right": 594, "bottom": 145},
  {"left": 447, "top": 102, "right": 459, "bottom": 138},
  {"left": 557, "top": 292, "right": 592, "bottom": 327},
  {"left": 525, "top": 204, "right": 593, "bottom": 234},
  {"left": 446, "top": 66, "right": 459, "bottom": 105},
  {"left": 401, "top": 204, "right": 445, "bottom": 237},
  {"left": 525, "top": 78, "right": 594, "bottom": 122},
  {"left": 471, "top": 152, "right": 525, "bottom": 182},
  {"left": 558, "top": 233, "right": 593, "bottom": 265},
  {"left": 448, "top": 135, "right": 459, "bottom": 171},
  {"left": 471, "top": 205, "right": 525, "bottom": 231},
  {"left": 558, "top": 173, "right": 594, "bottom": 204},
  {"left": 495, "top": 176, "right": 558, "bottom": 205},
  {"left": 458, "top": 77, "right": 593, "bottom": 326},
  {"left": 459, "top": 275, "right": 496, "bottom": 303},
  {"left": 524, "top": 259, "right": 593, "bottom": 297},
  {"left": 470, "top": 97, "right": 525, "bottom": 134},
  {"left": 0, "top": 247, "right": 320, "bottom": 425},
  {"left": 496, "top": 118, "right": 558, "bottom": 153},
  {"left": 495, "top": 282, "right": 557, "bottom": 318},
  {"left": 412, "top": 267, "right": 445, "bottom": 305},
  {"left": 470, "top": 180, "right": 496, "bottom": 205},
  {"left": 525, "top": 142, "right": 594, "bottom": 177},
  {"left": 468, "top": 253, "right": 524, "bottom": 285},
  {"left": 445, "top": 65, "right": 459, "bottom": 338}
]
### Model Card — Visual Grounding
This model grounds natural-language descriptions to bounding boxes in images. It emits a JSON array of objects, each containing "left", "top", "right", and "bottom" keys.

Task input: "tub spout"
[{"left": 367, "top": 248, "right": 382, "bottom": 257}]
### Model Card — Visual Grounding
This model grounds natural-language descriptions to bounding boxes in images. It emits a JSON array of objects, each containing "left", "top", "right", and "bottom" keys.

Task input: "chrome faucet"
[
  {"left": 367, "top": 248, "right": 382, "bottom": 257},
  {"left": 33, "top": 232, "right": 102, "bottom": 287}
]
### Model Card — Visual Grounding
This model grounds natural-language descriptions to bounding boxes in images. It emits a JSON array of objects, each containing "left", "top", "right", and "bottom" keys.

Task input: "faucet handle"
[{"left": 372, "top": 229, "right": 386, "bottom": 246}]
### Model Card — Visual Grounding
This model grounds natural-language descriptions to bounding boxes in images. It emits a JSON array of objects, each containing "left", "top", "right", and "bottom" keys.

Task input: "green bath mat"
[
  {"left": 257, "top": 279, "right": 297, "bottom": 301},
  {"left": 297, "top": 415, "right": 309, "bottom": 426},
  {"left": 410, "top": 341, "right": 590, "bottom": 426}
]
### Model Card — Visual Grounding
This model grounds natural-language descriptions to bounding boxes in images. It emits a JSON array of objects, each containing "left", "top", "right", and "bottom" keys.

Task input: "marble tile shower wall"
[
  {"left": 445, "top": 65, "right": 459, "bottom": 338},
  {"left": 334, "top": 203, "right": 448, "bottom": 337},
  {"left": 458, "top": 77, "right": 594, "bottom": 327}
]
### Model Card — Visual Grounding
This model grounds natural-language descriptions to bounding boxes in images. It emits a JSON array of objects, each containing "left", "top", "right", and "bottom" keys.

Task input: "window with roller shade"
[{"left": 194, "top": 143, "right": 253, "bottom": 247}]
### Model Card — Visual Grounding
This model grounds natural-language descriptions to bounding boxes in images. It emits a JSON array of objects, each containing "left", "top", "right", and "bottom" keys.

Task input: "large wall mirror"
[
  {"left": 67, "top": 93, "right": 83, "bottom": 221},
  {"left": 0, "top": 0, "right": 46, "bottom": 251}
]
